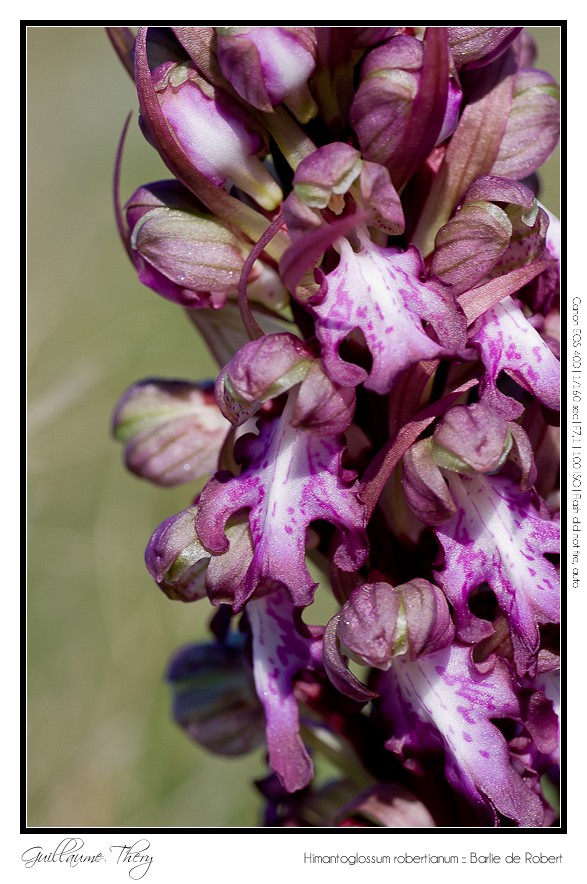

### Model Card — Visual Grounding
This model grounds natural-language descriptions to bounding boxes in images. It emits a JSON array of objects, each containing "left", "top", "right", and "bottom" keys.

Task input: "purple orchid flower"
[{"left": 109, "top": 25, "right": 560, "bottom": 827}]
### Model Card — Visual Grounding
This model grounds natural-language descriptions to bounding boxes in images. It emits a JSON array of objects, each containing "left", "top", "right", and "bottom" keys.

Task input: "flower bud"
[
  {"left": 338, "top": 579, "right": 455, "bottom": 669},
  {"left": 154, "top": 61, "right": 282, "bottom": 210},
  {"left": 215, "top": 333, "right": 313, "bottom": 426},
  {"left": 430, "top": 175, "right": 542, "bottom": 296},
  {"left": 432, "top": 402, "right": 512, "bottom": 475},
  {"left": 125, "top": 181, "right": 288, "bottom": 309},
  {"left": 291, "top": 361, "right": 356, "bottom": 436},
  {"left": 145, "top": 504, "right": 255, "bottom": 607},
  {"left": 402, "top": 438, "right": 457, "bottom": 526},
  {"left": 167, "top": 635, "right": 265, "bottom": 756},
  {"left": 293, "top": 143, "right": 362, "bottom": 211},
  {"left": 145, "top": 506, "right": 208, "bottom": 601},
  {"left": 492, "top": 70, "right": 560, "bottom": 181},
  {"left": 216, "top": 27, "right": 317, "bottom": 123},
  {"left": 350, "top": 36, "right": 423, "bottom": 172},
  {"left": 447, "top": 26, "right": 522, "bottom": 69},
  {"left": 127, "top": 186, "right": 247, "bottom": 308},
  {"left": 112, "top": 379, "right": 229, "bottom": 486}
]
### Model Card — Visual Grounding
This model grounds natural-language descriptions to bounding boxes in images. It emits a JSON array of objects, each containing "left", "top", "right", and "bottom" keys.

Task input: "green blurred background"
[{"left": 27, "top": 26, "right": 560, "bottom": 828}]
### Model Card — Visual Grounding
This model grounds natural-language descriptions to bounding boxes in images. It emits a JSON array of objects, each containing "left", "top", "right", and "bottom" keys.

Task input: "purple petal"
[
  {"left": 377, "top": 643, "right": 544, "bottom": 825},
  {"left": 248, "top": 590, "right": 320, "bottom": 792},
  {"left": 311, "top": 236, "right": 465, "bottom": 394},
  {"left": 436, "top": 77, "right": 462, "bottom": 143},
  {"left": 322, "top": 613, "right": 377, "bottom": 703},
  {"left": 434, "top": 473, "right": 560, "bottom": 675},
  {"left": 196, "top": 412, "right": 368, "bottom": 610},
  {"left": 402, "top": 438, "right": 457, "bottom": 526},
  {"left": 471, "top": 295, "right": 560, "bottom": 418},
  {"left": 357, "top": 161, "right": 405, "bottom": 235}
]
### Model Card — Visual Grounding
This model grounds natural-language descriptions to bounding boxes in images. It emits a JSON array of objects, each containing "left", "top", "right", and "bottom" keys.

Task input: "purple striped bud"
[
  {"left": 492, "top": 69, "right": 560, "bottom": 181},
  {"left": 432, "top": 403, "right": 512, "bottom": 475},
  {"left": 167, "top": 636, "right": 265, "bottom": 756},
  {"left": 350, "top": 36, "right": 423, "bottom": 172},
  {"left": 338, "top": 579, "right": 455, "bottom": 668},
  {"left": 431, "top": 176, "right": 546, "bottom": 295},
  {"left": 215, "top": 333, "right": 313, "bottom": 426},
  {"left": 447, "top": 27, "right": 522, "bottom": 69},
  {"left": 126, "top": 182, "right": 250, "bottom": 307},
  {"left": 293, "top": 143, "right": 362, "bottom": 211},
  {"left": 112, "top": 379, "right": 229, "bottom": 486}
]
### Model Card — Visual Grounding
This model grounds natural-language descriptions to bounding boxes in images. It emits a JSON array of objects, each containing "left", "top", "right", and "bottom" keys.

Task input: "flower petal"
[
  {"left": 312, "top": 237, "right": 465, "bottom": 394},
  {"left": 377, "top": 643, "right": 544, "bottom": 825},
  {"left": 471, "top": 295, "right": 560, "bottom": 418},
  {"left": 248, "top": 590, "right": 321, "bottom": 792},
  {"left": 196, "top": 410, "right": 368, "bottom": 610},
  {"left": 434, "top": 473, "right": 560, "bottom": 675}
]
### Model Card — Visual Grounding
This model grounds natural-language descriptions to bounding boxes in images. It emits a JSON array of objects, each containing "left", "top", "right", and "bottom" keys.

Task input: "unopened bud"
[
  {"left": 154, "top": 61, "right": 282, "bottom": 210},
  {"left": 338, "top": 579, "right": 454, "bottom": 669},
  {"left": 216, "top": 333, "right": 313, "bottom": 426},
  {"left": 112, "top": 379, "right": 229, "bottom": 486},
  {"left": 167, "top": 636, "right": 265, "bottom": 756}
]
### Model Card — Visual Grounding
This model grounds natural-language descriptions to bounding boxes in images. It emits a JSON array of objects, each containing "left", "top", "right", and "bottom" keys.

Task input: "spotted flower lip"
[
  {"left": 434, "top": 473, "right": 560, "bottom": 676},
  {"left": 247, "top": 589, "right": 323, "bottom": 792},
  {"left": 310, "top": 233, "right": 466, "bottom": 394},
  {"left": 110, "top": 25, "right": 560, "bottom": 826},
  {"left": 376, "top": 642, "right": 545, "bottom": 826},
  {"left": 471, "top": 294, "right": 561, "bottom": 419},
  {"left": 195, "top": 406, "right": 368, "bottom": 611}
]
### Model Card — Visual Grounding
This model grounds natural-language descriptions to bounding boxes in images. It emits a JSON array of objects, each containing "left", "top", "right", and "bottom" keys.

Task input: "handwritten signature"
[{"left": 21, "top": 838, "right": 153, "bottom": 880}]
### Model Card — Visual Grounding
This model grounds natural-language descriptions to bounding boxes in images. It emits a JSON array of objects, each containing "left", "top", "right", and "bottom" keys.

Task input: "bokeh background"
[{"left": 27, "top": 26, "right": 561, "bottom": 828}]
